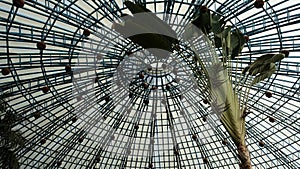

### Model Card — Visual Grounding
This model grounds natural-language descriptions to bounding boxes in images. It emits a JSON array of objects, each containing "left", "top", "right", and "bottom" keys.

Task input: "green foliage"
[
  {"left": 230, "top": 30, "right": 246, "bottom": 59},
  {"left": 124, "top": 1, "right": 151, "bottom": 14},
  {"left": 191, "top": 10, "right": 212, "bottom": 34},
  {"left": 242, "top": 53, "right": 285, "bottom": 85},
  {"left": 211, "top": 14, "right": 225, "bottom": 34},
  {"left": 206, "top": 63, "right": 246, "bottom": 145},
  {"left": 191, "top": 9, "right": 246, "bottom": 59},
  {"left": 0, "top": 93, "right": 25, "bottom": 169},
  {"left": 251, "top": 63, "right": 276, "bottom": 85},
  {"left": 114, "top": 1, "right": 178, "bottom": 55},
  {"left": 214, "top": 36, "right": 222, "bottom": 48},
  {"left": 0, "top": 147, "right": 19, "bottom": 169}
]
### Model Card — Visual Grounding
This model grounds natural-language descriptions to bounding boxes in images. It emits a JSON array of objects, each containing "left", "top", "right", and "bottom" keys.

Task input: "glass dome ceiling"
[{"left": 0, "top": 0, "right": 300, "bottom": 168}]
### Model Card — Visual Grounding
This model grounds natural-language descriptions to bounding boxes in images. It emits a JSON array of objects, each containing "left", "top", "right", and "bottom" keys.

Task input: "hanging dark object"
[
  {"left": 71, "top": 116, "right": 78, "bottom": 123},
  {"left": 56, "top": 161, "right": 62, "bottom": 166},
  {"left": 254, "top": 0, "right": 264, "bottom": 8},
  {"left": 269, "top": 117, "right": 275, "bottom": 123},
  {"left": 95, "top": 156, "right": 100, "bottom": 163},
  {"left": 94, "top": 77, "right": 99, "bottom": 83},
  {"left": 203, "top": 158, "right": 208, "bottom": 164},
  {"left": 40, "top": 139, "right": 46, "bottom": 145},
  {"left": 34, "top": 112, "right": 41, "bottom": 119},
  {"left": 13, "top": 0, "right": 24, "bottom": 8},
  {"left": 259, "top": 141, "right": 265, "bottom": 147},
  {"left": 203, "top": 99, "right": 209, "bottom": 104},
  {"left": 150, "top": 138, "right": 155, "bottom": 144},
  {"left": 78, "top": 137, "right": 84, "bottom": 143},
  {"left": 83, "top": 29, "right": 91, "bottom": 36},
  {"left": 143, "top": 99, "right": 149, "bottom": 105},
  {"left": 97, "top": 54, "right": 103, "bottom": 60},
  {"left": 200, "top": 6, "right": 208, "bottom": 13},
  {"left": 65, "top": 65, "right": 71, "bottom": 72},
  {"left": 192, "top": 134, "right": 197, "bottom": 141},
  {"left": 265, "top": 91, "right": 272, "bottom": 98},
  {"left": 105, "top": 96, "right": 110, "bottom": 102},
  {"left": 42, "top": 86, "right": 49, "bottom": 93},
  {"left": 142, "top": 82, "right": 149, "bottom": 89},
  {"left": 244, "top": 36, "right": 250, "bottom": 43},
  {"left": 1, "top": 67, "right": 10, "bottom": 76},
  {"left": 166, "top": 84, "right": 171, "bottom": 90},
  {"left": 129, "top": 92, "right": 133, "bottom": 98},
  {"left": 139, "top": 73, "right": 144, "bottom": 79},
  {"left": 37, "top": 41, "right": 46, "bottom": 50}
]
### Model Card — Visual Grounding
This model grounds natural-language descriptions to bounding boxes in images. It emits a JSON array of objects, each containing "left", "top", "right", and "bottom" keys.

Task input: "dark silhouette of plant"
[{"left": 0, "top": 93, "right": 25, "bottom": 169}]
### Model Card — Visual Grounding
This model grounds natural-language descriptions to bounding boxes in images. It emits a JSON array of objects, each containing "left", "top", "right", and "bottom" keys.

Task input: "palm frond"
[
  {"left": 211, "top": 14, "right": 223, "bottom": 34},
  {"left": 114, "top": 1, "right": 179, "bottom": 56},
  {"left": 251, "top": 63, "right": 276, "bottom": 85},
  {"left": 191, "top": 10, "right": 211, "bottom": 35},
  {"left": 253, "top": 53, "right": 275, "bottom": 63},
  {"left": 242, "top": 66, "right": 250, "bottom": 75},
  {"left": 214, "top": 36, "right": 222, "bottom": 48},
  {"left": 124, "top": 1, "right": 178, "bottom": 40},
  {"left": 206, "top": 61, "right": 246, "bottom": 145},
  {"left": 242, "top": 54, "right": 275, "bottom": 75},
  {"left": 220, "top": 82, "right": 246, "bottom": 145},
  {"left": 250, "top": 63, "right": 273, "bottom": 76},
  {"left": 124, "top": 1, "right": 151, "bottom": 14},
  {"left": 0, "top": 93, "right": 24, "bottom": 169},
  {"left": 230, "top": 30, "right": 245, "bottom": 59},
  {"left": 0, "top": 148, "right": 19, "bottom": 169},
  {"left": 114, "top": 20, "right": 174, "bottom": 54},
  {"left": 269, "top": 53, "right": 285, "bottom": 63}
]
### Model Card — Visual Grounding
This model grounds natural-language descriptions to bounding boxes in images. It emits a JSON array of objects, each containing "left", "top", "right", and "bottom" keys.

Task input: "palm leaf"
[
  {"left": 191, "top": 11, "right": 211, "bottom": 35},
  {"left": 242, "top": 65, "right": 250, "bottom": 74},
  {"left": 191, "top": 34, "right": 251, "bottom": 168},
  {"left": 220, "top": 27, "right": 231, "bottom": 57},
  {"left": 0, "top": 93, "right": 24, "bottom": 169},
  {"left": 242, "top": 54, "right": 275, "bottom": 74},
  {"left": 251, "top": 63, "right": 276, "bottom": 85},
  {"left": 218, "top": 77, "right": 246, "bottom": 145},
  {"left": 214, "top": 36, "right": 222, "bottom": 48},
  {"left": 220, "top": 95, "right": 246, "bottom": 145},
  {"left": 211, "top": 14, "right": 223, "bottom": 34},
  {"left": 230, "top": 30, "right": 245, "bottom": 59},
  {"left": 0, "top": 148, "right": 19, "bottom": 169},
  {"left": 269, "top": 53, "right": 285, "bottom": 63},
  {"left": 7, "top": 130, "right": 25, "bottom": 149},
  {"left": 114, "top": 20, "right": 174, "bottom": 54},
  {"left": 204, "top": 61, "right": 246, "bottom": 145},
  {"left": 115, "top": 1, "right": 178, "bottom": 55},
  {"left": 124, "top": 1, "right": 150, "bottom": 13},
  {"left": 124, "top": 1, "right": 178, "bottom": 42},
  {"left": 253, "top": 53, "right": 275, "bottom": 63},
  {"left": 250, "top": 63, "right": 273, "bottom": 76},
  {"left": 3, "top": 111, "right": 19, "bottom": 126},
  {"left": 0, "top": 93, "right": 11, "bottom": 113}
]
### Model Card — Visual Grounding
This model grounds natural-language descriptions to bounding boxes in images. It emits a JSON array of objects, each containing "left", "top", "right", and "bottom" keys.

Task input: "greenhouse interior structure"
[{"left": 1, "top": 0, "right": 300, "bottom": 168}]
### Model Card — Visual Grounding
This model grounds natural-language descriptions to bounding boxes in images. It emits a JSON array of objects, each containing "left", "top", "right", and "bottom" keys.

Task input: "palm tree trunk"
[{"left": 237, "top": 143, "right": 252, "bottom": 169}]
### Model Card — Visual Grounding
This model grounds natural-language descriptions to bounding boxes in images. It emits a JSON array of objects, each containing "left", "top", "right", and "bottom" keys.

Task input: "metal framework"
[{"left": 0, "top": 0, "right": 299, "bottom": 168}]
